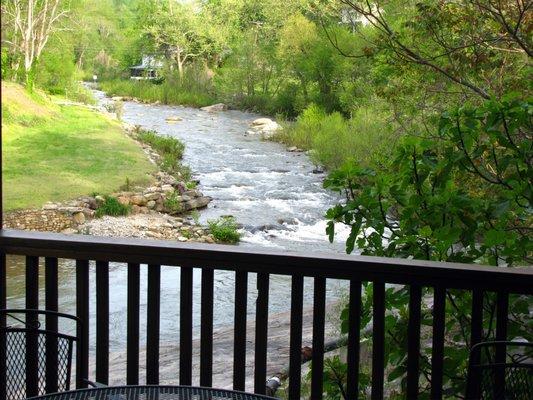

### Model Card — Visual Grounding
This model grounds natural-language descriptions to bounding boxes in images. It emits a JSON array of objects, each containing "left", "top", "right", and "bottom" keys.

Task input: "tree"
[
  {"left": 137, "top": 0, "right": 218, "bottom": 80},
  {"left": 1, "top": 0, "right": 69, "bottom": 85}
]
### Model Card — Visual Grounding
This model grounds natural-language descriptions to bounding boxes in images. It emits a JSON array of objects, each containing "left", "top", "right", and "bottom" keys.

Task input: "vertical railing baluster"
[
  {"left": 406, "top": 284, "right": 422, "bottom": 399},
  {"left": 200, "top": 268, "right": 214, "bottom": 387},
  {"left": 96, "top": 261, "right": 109, "bottom": 384},
  {"left": 430, "top": 287, "right": 446, "bottom": 400},
  {"left": 45, "top": 257, "right": 58, "bottom": 393},
  {"left": 494, "top": 291, "right": 509, "bottom": 397},
  {"left": 179, "top": 266, "right": 193, "bottom": 385},
  {"left": 371, "top": 281, "right": 385, "bottom": 400},
  {"left": 465, "top": 289, "right": 484, "bottom": 399},
  {"left": 25, "top": 256, "right": 39, "bottom": 397},
  {"left": 288, "top": 275, "right": 304, "bottom": 399},
  {"left": 75, "top": 259, "right": 89, "bottom": 389},
  {"left": 0, "top": 253, "right": 6, "bottom": 400},
  {"left": 254, "top": 273, "right": 269, "bottom": 395},
  {"left": 311, "top": 277, "right": 326, "bottom": 400},
  {"left": 233, "top": 271, "right": 248, "bottom": 391},
  {"left": 146, "top": 264, "right": 161, "bottom": 385},
  {"left": 127, "top": 263, "right": 140, "bottom": 385},
  {"left": 346, "top": 280, "right": 362, "bottom": 399}
]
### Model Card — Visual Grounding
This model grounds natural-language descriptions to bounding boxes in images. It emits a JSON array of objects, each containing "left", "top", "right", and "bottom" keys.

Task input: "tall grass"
[{"left": 99, "top": 67, "right": 217, "bottom": 108}]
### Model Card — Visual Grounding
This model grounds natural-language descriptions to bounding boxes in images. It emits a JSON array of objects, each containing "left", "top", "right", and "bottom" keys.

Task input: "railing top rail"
[{"left": 1, "top": 229, "right": 532, "bottom": 293}]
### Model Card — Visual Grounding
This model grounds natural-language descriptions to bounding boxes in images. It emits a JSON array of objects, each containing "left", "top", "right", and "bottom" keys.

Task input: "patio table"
[{"left": 27, "top": 386, "right": 277, "bottom": 400}]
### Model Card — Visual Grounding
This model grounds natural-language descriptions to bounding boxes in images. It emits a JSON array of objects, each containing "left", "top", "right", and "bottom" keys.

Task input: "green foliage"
[
  {"left": 324, "top": 98, "right": 532, "bottom": 396},
  {"left": 276, "top": 103, "right": 395, "bottom": 169},
  {"left": 99, "top": 76, "right": 216, "bottom": 108},
  {"left": 207, "top": 216, "right": 241, "bottom": 244},
  {"left": 95, "top": 195, "right": 131, "bottom": 217},
  {"left": 136, "top": 130, "right": 185, "bottom": 160},
  {"left": 325, "top": 97, "right": 532, "bottom": 264},
  {"left": 164, "top": 190, "right": 183, "bottom": 215}
]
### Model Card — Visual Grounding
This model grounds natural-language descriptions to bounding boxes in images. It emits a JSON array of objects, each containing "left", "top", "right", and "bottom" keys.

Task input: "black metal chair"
[
  {"left": 0, "top": 309, "right": 82, "bottom": 400},
  {"left": 466, "top": 341, "right": 533, "bottom": 400}
]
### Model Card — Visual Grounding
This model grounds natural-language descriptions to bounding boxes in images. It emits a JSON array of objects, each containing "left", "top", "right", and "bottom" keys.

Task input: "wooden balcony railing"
[{"left": 0, "top": 228, "right": 532, "bottom": 399}]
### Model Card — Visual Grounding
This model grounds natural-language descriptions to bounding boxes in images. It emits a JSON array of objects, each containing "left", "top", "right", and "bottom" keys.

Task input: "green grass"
[
  {"left": 99, "top": 79, "right": 216, "bottom": 108},
  {"left": 207, "top": 216, "right": 241, "bottom": 244},
  {"left": 95, "top": 195, "right": 131, "bottom": 218},
  {"left": 3, "top": 97, "right": 156, "bottom": 210}
]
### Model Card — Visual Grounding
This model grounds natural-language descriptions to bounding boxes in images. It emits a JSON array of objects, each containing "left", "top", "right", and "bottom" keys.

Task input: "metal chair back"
[
  {"left": 467, "top": 341, "right": 533, "bottom": 400},
  {"left": 0, "top": 309, "right": 81, "bottom": 400}
]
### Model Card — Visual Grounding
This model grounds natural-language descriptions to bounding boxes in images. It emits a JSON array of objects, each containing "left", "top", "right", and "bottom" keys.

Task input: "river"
[{"left": 5, "top": 89, "right": 352, "bottom": 366}]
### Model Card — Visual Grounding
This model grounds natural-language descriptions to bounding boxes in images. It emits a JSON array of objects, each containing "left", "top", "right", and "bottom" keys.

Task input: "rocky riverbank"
[
  {"left": 94, "top": 302, "right": 342, "bottom": 391},
  {"left": 4, "top": 110, "right": 216, "bottom": 243}
]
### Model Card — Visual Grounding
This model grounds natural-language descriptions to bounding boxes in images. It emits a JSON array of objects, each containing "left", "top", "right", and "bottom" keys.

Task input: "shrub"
[
  {"left": 276, "top": 103, "right": 395, "bottom": 170},
  {"left": 95, "top": 195, "right": 130, "bottom": 218},
  {"left": 207, "top": 216, "right": 241, "bottom": 244},
  {"left": 164, "top": 190, "right": 183, "bottom": 214}
]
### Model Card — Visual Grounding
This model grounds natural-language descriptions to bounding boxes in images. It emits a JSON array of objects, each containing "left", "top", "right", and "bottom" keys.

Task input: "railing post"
[
  {"left": 233, "top": 271, "right": 248, "bottom": 391},
  {"left": 75, "top": 259, "right": 89, "bottom": 389},
  {"left": 288, "top": 274, "right": 303, "bottom": 399},
  {"left": 494, "top": 292, "right": 509, "bottom": 397},
  {"left": 146, "top": 264, "right": 161, "bottom": 385},
  {"left": 25, "top": 256, "right": 39, "bottom": 398},
  {"left": 371, "top": 281, "right": 385, "bottom": 400},
  {"left": 406, "top": 284, "right": 422, "bottom": 398},
  {"left": 179, "top": 266, "right": 193, "bottom": 386},
  {"left": 465, "top": 289, "right": 484, "bottom": 399},
  {"left": 430, "top": 287, "right": 446, "bottom": 400},
  {"left": 45, "top": 257, "right": 59, "bottom": 393},
  {"left": 127, "top": 263, "right": 140, "bottom": 385},
  {"left": 311, "top": 277, "right": 326, "bottom": 400},
  {"left": 346, "top": 280, "right": 362, "bottom": 399},
  {"left": 200, "top": 268, "right": 214, "bottom": 387},
  {"left": 96, "top": 261, "right": 109, "bottom": 385},
  {"left": 254, "top": 273, "right": 269, "bottom": 395}
]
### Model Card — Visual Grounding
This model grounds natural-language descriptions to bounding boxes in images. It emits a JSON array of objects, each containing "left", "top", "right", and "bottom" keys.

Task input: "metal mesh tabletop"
[{"left": 27, "top": 386, "right": 277, "bottom": 400}]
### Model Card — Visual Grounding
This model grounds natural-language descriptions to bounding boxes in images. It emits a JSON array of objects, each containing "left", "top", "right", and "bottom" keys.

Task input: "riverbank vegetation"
[
  {"left": 208, "top": 216, "right": 241, "bottom": 244},
  {"left": 1, "top": 82, "right": 155, "bottom": 211}
]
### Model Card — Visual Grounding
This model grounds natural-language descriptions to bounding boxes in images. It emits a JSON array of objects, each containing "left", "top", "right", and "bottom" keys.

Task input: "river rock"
[
  {"left": 144, "top": 192, "right": 161, "bottom": 201},
  {"left": 250, "top": 118, "right": 281, "bottom": 139},
  {"left": 147, "top": 200, "right": 156, "bottom": 209},
  {"left": 251, "top": 118, "right": 274, "bottom": 127},
  {"left": 117, "top": 196, "right": 130, "bottom": 206},
  {"left": 73, "top": 212, "right": 86, "bottom": 225},
  {"left": 43, "top": 203, "right": 59, "bottom": 210},
  {"left": 201, "top": 103, "right": 227, "bottom": 112},
  {"left": 131, "top": 195, "right": 147, "bottom": 206},
  {"left": 165, "top": 116, "right": 183, "bottom": 122},
  {"left": 185, "top": 196, "right": 211, "bottom": 211}
]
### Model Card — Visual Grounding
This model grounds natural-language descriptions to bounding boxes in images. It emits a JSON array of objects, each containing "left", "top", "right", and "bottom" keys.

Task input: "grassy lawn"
[{"left": 2, "top": 82, "right": 156, "bottom": 211}]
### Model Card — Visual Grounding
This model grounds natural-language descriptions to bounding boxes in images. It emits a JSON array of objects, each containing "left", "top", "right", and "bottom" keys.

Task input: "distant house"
[{"left": 129, "top": 55, "right": 163, "bottom": 80}]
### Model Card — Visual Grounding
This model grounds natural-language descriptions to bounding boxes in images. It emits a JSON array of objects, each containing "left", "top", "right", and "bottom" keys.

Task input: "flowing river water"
[{"left": 5, "top": 89, "right": 352, "bottom": 376}]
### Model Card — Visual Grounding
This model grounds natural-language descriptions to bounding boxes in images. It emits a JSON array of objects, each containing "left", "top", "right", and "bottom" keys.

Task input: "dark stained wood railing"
[{"left": 0, "top": 228, "right": 532, "bottom": 399}]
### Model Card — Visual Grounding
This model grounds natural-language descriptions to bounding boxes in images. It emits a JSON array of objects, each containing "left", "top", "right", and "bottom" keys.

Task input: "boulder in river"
[
  {"left": 249, "top": 118, "right": 281, "bottom": 139},
  {"left": 201, "top": 103, "right": 228, "bottom": 112}
]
